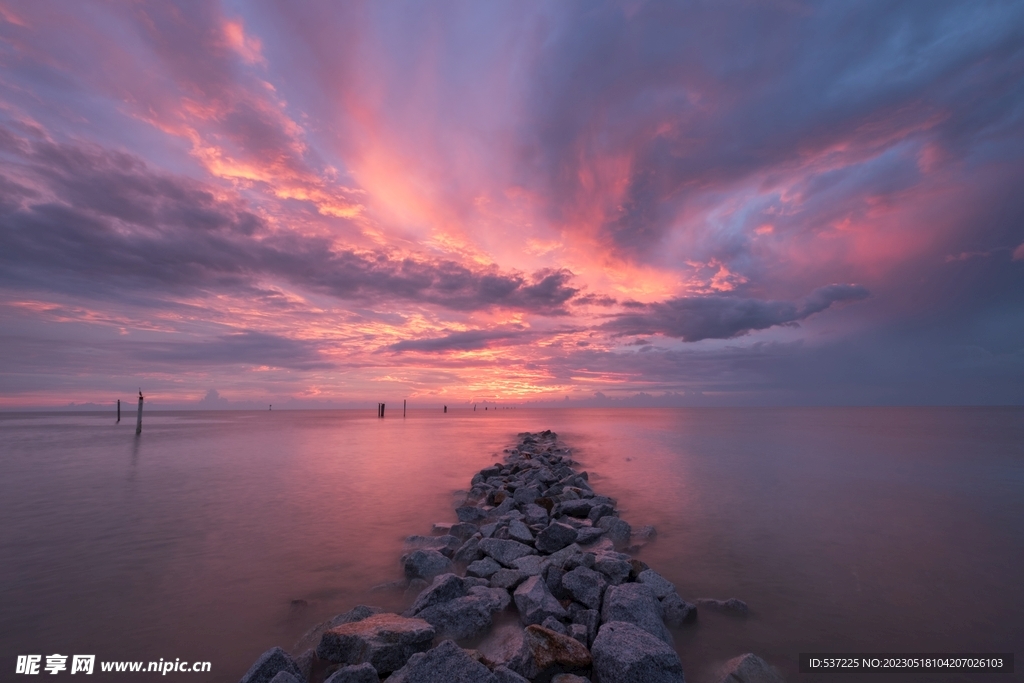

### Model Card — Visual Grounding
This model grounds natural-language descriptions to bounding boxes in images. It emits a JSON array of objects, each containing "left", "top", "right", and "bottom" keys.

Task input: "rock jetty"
[{"left": 240, "top": 430, "right": 784, "bottom": 683}]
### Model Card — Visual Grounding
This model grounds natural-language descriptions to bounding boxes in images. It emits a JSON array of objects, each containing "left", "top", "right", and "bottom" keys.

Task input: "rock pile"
[{"left": 240, "top": 430, "right": 782, "bottom": 683}]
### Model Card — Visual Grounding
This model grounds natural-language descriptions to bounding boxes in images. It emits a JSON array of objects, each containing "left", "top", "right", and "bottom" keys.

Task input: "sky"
[{"left": 1, "top": 0, "right": 1022, "bottom": 409}]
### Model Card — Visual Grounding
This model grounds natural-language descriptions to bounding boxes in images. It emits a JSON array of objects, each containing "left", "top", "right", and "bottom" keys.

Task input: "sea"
[{"left": 1, "top": 407, "right": 1021, "bottom": 682}]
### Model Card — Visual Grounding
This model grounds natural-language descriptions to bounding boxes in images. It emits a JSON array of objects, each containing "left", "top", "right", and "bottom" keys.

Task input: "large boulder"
[
  {"left": 480, "top": 538, "right": 538, "bottom": 567},
  {"left": 457, "top": 506, "right": 488, "bottom": 523},
  {"left": 508, "top": 519, "right": 535, "bottom": 544},
  {"left": 535, "top": 522, "right": 579, "bottom": 554},
  {"left": 454, "top": 537, "right": 485, "bottom": 564},
  {"left": 592, "top": 554, "right": 631, "bottom": 585},
  {"left": 515, "top": 625, "right": 593, "bottom": 681},
  {"left": 316, "top": 613, "right": 435, "bottom": 674},
  {"left": 490, "top": 568, "right": 527, "bottom": 590},
  {"left": 323, "top": 663, "right": 379, "bottom": 683},
  {"left": 415, "top": 587, "right": 508, "bottom": 641},
  {"left": 717, "top": 653, "right": 784, "bottom": 683},
  {"left": 591, "top": 621, "right": 685, "bottom": 683},
  {"left": 388, "top": 640, "right": 497, "bottom": 683},
  {"left": 561, "top": 566, "right": 607, "bottom": 610},
  {"left": 404, "top": 549, "right": 454, "bottom": 581},
  {"left": 514, "top": 575, "right": 568, "bottom": 625},
  {"left": 601, "top": 584, "right": 673, "bottom": 645},
  {"left": 239, "top": 647, "right": 303, "bottom": 683},
  {"left": 468, "top": 557, "right": 503, "bottom": 578},
  {"left": 596, "top": 517, "right": 631, "bottom": 546},
  {"left": 636, "top": 570, "right": 674, "bottom": 599}
]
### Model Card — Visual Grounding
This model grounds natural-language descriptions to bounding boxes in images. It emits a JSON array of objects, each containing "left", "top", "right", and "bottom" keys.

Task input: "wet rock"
[
  {"left": 406, "top": 535, "right": 462, "bottom": 556},
  {"left": 596, "top": 517, "right": 631, "bottom": 546},
  {"left": 490, "top": 568, "right": 527, "bottom": 590},
  {"left": 388, "top": 640, "right": 497, "bottom": 683},
  {"left": 293, "top": 649, "right": 315, "bottom": 682},
  {"left": 536, "top": 522, "right": 579, "bottom": 554},
  {"left": 601, "top": 583, "right": 673, "bottom": 645},
  {"left": 636, "top": 570, "right": 674, "bottom": 599},
  {"left": 477, "top": 622, "right": 527, "bottom": 670},
  {"left": 627, "top": 559, "right": 649, "bottom": 581},
  {"left": 516, "top": 624, "right": 592, "bottom": 681},
  {"left": 558, "top": 499, "right": 593, "bottom": 518},
  {"left": 561, "top": 565, "right": 607, "bottom": 610},
  {"left": 406, "top": 573, "right": 466, "bottom": 616},
  {"left": 323, "top": 662, "right": 379, "bottom": 683},
  {"left": 404, "top": 549, "right": 454, "bottom": 581},
  {"left": 469, "top": 585, "right": 512, "bottom": 612},
  {"left": 316, "top": 613, "right": 435, "bottom": 675},
  {"left": 415, "top": 595, "right": 496, "bottom": 640},
  {"left": 330, "top": 605, "right": 383, "bottom": 628},
  {"left": 508, "top": 519, "right": 535, "bottom": 544},
  {"left": 433, "top": 522, "right": 455, "bottom": 536},
  {"left": 457, "top": 506, "right": 488, "bottom": 523},
  {"left": 468, "top": 557, "right": 503, "bottom": 579},
  {"left": 546, "top": 543, "right": 585, "bottom": 569},
  {"left": 717, "top": 653, "right": 784, "bottom": 683},
  {"left": 591, "top": 621, "right": 685, "bottom": 683},
  {"left": 479, "top": 538, "right": 538, "bottom": 567},
  {"left": 268, "top": 672, "right": 301, "bottom": 683},
  {"left": 454, "top": 537, "right": 485, "bottom": 564},
  {"left": 240, "top": 647, "right": 303, "bottom": 683},
  {"left": 514, "top": 575, "right": 568, "bottom": 626},
  {"left": 661, "top": 592, "right": 696, "bottom": 627},
  {"left": 524, "top": 504, "right": 550, "bottom": 526},
  {"left": 696, "top": 598, "right": 749, "bottom": 616},
  {"left": 633, "top": 525, "right": 657, "bottom": 541}
]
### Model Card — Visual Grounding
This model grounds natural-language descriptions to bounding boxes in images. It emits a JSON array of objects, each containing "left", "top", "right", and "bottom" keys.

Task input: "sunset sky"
[{"left": 1, "top": 1, "right": 1022, "bottom": 408}]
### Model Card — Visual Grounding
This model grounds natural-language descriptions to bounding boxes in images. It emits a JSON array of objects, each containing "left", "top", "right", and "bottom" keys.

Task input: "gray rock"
[
  {"left": 479, "top": 538, "right": 538, "bottom": 567},
  {"left": 513, "top": 486, "right": 541, "bottom": 505},
  {"left": 493, "top": 665, "right": 530, "bottom": 683},
  {"left": 574, "top": 527, "right": 605, "bottom": 545},
  {"left": 552, "top": 675, "right": 591, "bottom": 683},
  {"left": 596, "top": 517, "right": 631, "bottom": 545},
  {"left": 432, "top": 523, "right": 454, "bottom": 536},
  {"left": 592, "top": 555, "right": 631, "bottom": 585},
  {"left": 558, "top": 499, "right": 593, "bottom": 518},
  {"left": 468, "top": 585, "right": 512, "bottom": 612},
  {"left": 467, "top": 557, "right": 503, "bottom": 578},
  {"left": 523, "top": 504, "right": 549, "bottom": 526},
  {"left": 515, "top": 625, "right": 593, "bottom": 681},
  {"left": 696, "top": 598, "right": 749, "bottom": 615},
  {"left": 293, "top": 649, "right": 315, "bottom": 682},
  {"left": 542, "top": 616, "right": 568, "bottom": 635},
  {"left": 316, "top": 613, "right": 435, "bottom": 674},
  {"left": 587, "top": 504, "right": 615, "bottom": 523},
  {"left": 329, "top": 605, "right": 384, "bottom": 628},
  {"left": 407, "top": 573, "right": 466, "bottom": 615},
  {"left": 477, "top": 622, "right": 526, "bottom": 670},
  {"left": 464, "top": 577, "right": 491, "bottom": 588},
  {"left": 489, "top": 568, "right": 527, "bottom": 590},
  {"left": 457, "top": 506, "right": 488, "bottom": 523},
  {"left": 240, "top": 647, "right": 303, "bottom": 683},
  {"left": 601, "top": 583, "right": 673, "bottom": 645},
  {"left": 323, "top": 662, "right": 378, "bottom": 683},
  {"left": 562, "top": 565, "right": 608, "bottom": 610},
  {"left": 511, "top": 554, "right": 545, "bottom": 576},
  {"left": 405, "top": 534, "right": 462, "bottom": 556},
  {"left": 717, "top": 653, "right": 784, "bottom": 683},
  {"left": 415, "top": 595, "right": 496, "bottom": 640},
  {"left": 546, "top": 543, "right": 585, "bottom": 569},
  {"left": 451, "top": 523, "right": 480, "bottom": 540},
  {"left": 661, "top": 592, "right": 696, "bottom": 627},
  {"left": 388, "top": 640, "right": 497, "bottom": 683},
  {"left": 568, "top": 606, "right": 600, "bottom": 647},
  {"left": 454, "top": 537, "right": 485, "bottom": 564},
  {"left": 480, "top": 523, "right": 499, "bottom": 538},
  {"left": 268, "top": 672, "right": 301, "bottom": 683},
  {"left": 513, "top": 575, "right": 568, "bottom": 625},
  {"left": 591, "top": 621, "right": 685, "bottom": 683},
  {"left": 508, "top": 519, "right": 535, "bottom": 544},
  {"left": 636, "top": 570, "right": 675, "bottom": 599},
  {"left": 404, "top": 549, "right": 454, "bottom": 581},
  {"left": 633, "top": 525, "right": 657, "bottom": 540},
  {"left": 536, "top": 522, "right": 579, "bottom": 554},
  {"left": 545, "top": 565, "right": 569, "bottom": 600},
  {"left": 567, "top": 623, "right": 588, "bottom": 647}
]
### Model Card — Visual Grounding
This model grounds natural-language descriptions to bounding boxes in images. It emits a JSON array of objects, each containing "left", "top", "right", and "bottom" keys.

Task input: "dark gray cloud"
[
  {"left": 603, "top": 284, "right": 870, "bottom": 342},
  {"left": 389, "top": 328, "right": 532, "bottom": 353},
  {"left": 0, "top": 130, "right": 578, "bottom": 315}
]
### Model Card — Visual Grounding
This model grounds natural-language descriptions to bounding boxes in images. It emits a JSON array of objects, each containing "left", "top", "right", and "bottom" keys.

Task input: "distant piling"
[
  {"left": 135, "top": 392, "right": 143, "bottom": 435},
  {"left": 403, "top": 399, "right": 406, "bottom": 418},
  {"left": 444, "top": 405, "right": 447, "bottom": 413},
  {"left": 382, "top": 403, "right": 385, "bottom": 418},
  {"left": 117, "top": 399, "right": 121, "bottom": 423}
]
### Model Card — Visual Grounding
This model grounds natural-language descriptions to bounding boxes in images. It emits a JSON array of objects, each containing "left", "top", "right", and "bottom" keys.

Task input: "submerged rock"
[
  {"left": 696, "top": 598, "right": 749, "bottom": 616},
  {"left": 404, "top": 549, "right": 454, "bottom": 581},
  {"left": 591, "top": 621, "right": 685, "bottom": 683},
  {"left": 661, "top": 592, "right": 697, "bottom": 627},
  {"left": 717, "top": 653, "right": 785, "bottom": 683}
]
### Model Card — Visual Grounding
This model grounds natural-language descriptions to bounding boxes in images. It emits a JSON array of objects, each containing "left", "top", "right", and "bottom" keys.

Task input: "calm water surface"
[{"left": 1, "top": 408, "right": 1021, "bottom": 682}]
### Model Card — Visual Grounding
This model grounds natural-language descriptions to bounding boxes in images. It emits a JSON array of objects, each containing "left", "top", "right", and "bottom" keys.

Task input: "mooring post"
[
  {"left": 117, "top": 399, "right": 121, "bottom": 423},
  {"left": 403, "top": 399, "right": 406, "bottom": 417},
  {"left": 135, "top": 390, "right": 143, "bottom": 435},
  {"left": 381, "top": 403, "right": 385, "bottom": 418}
]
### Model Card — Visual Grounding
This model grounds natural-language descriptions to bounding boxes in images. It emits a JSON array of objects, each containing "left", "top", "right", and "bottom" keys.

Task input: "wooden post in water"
[
  {"left": 404, "top": 399, "right": 406, "bottom": 417},
  {"left": 381, "top": 403, "right": 385, "bottom": 418},
  {"left": 117, "top": 399, "right": 121, "bottom": 423},
  {"left": 135, "top": 390, "right": 143, "bottom": 435}
]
